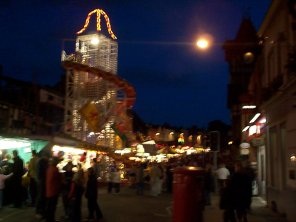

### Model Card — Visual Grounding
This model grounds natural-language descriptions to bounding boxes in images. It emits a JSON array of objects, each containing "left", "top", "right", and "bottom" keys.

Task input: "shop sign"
[
  {"left": 240, "top": 142, "right": 250, "bottom": 149},
  {"left": 248, "top": 124, "right": 259, "bottom": 136},
  {"left": 240, "top": 148, "right": 250, "bottom": 155}
]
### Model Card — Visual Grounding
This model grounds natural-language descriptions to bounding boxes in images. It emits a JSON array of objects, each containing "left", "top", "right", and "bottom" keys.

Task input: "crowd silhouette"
[{"left": 0, "top": 149, "right": 256, "bottom": 222}]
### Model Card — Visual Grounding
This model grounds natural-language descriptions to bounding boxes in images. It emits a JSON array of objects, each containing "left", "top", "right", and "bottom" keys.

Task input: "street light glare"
[{"left": 196, "top": 39, "right": 209, "bottom": 49}]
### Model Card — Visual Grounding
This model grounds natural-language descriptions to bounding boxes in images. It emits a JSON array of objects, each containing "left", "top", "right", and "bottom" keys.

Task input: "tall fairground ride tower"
[{"left": 61, "top": 9, "right": 136, "bottom": 149}]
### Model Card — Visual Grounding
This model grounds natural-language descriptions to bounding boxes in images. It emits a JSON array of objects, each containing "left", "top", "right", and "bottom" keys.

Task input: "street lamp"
[
  {"left": 196, "top": 38, "right": 209, "bottom": 49},
  {"left": 195, "top": 33, "right": 214, "bottom": 50}
]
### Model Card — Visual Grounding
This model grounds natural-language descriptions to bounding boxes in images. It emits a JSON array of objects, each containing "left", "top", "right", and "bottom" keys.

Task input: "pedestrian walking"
[
  {"left": 69, "top": 165, "right": 85, "bottom": 222},
  {"left": 62, "top": 160, "right": 74, "bottom": 219},
  {"left": 35, "top": 151, "right": 49, "bottom": 219},
  {"left": 106, "top": 166, "right": 114, "bottom": 194},
  {"left": 45, "top": 157, "right": 62, "bottom": 222},
  {"left": 28, "top": 150, "right": 39, "bottom": 206},
  {"left": 0, "top": 153, "right": 13, "bottom": 206},
  {"left": 149, "top": 162, "right": 162, "bottom": 197},
  {"left": 165, "top": 163, "right": 173, "bottom": 193},
  {"left": 85, "top": 167, "right": 103, "bottom": 222},
  {"left": 216, "top": 163, "right": 230, "bottom": 194},
  {"left": 219, "top": 179, "right": 237, "bottom": 222},
  {"left": 242, "top": 160, "right": 256, "bottom": 211},
  {"left": 11, "top": 150, "right": 24, "bottom": 208},
  {"left": 135, "top": 163, "right": 145, "bottom": 195},
  {"left": 220, "top": 161, "right": 250, "bottom": 222},
  {"left": 112, "top": 168, "right": 121, "bottom": 193},
  {"left": 231, "top": 161, "right": 250, "bottom": 222}
]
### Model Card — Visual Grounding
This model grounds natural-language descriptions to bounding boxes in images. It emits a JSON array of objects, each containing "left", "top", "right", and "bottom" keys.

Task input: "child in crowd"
[{"left": 0, "top": 168, "right": 13, "bottom": 208}]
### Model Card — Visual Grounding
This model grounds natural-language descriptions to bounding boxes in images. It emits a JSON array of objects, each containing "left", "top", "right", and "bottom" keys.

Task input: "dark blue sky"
[{"left": 0, "top": 0, "right": 271, "bottom": 128}]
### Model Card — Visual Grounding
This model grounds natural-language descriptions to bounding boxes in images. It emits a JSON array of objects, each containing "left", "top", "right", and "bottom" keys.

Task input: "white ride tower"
[{"left": 62, "top": 9, "right": 133, "bottom": 149}]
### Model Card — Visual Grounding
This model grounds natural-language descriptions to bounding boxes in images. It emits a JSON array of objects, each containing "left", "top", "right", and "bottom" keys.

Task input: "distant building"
[{"left": 0, "top": 71, "right": 64, "bottom": 135}]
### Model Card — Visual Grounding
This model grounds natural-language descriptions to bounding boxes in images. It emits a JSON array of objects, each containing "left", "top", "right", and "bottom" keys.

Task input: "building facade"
[
  {"left": 254, "top": 1, "right": 296, "bottom": 221},
  {"left": 228, "top": 1, "right": 296, "bottom": 221}
]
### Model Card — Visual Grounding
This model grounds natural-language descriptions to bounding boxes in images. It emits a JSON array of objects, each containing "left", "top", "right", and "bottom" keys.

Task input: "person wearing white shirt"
[{"left": 216, "top": 163, "right": 230, "bottom": 194}]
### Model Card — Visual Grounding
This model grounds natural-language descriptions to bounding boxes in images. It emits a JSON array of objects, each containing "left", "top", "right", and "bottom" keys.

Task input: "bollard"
[{"left": 172, "top": 166, "right": 204, "bottom": 222}]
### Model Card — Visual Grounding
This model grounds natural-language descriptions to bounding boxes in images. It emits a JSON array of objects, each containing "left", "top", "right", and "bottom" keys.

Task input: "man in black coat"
[{"left": 12, "top": 150, "right": 24, "bottom": 208}]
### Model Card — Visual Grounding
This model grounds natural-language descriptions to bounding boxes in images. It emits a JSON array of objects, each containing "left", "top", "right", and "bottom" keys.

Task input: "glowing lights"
[
  {"left": 290, "top": 155, "right": 296, "bottom": 162},
  {"left": 0, "top": 138, "right": 31, "bottom": 149},
  {"left": 249, "top": 113, "right": 261, "bottom": 123},
  {"left": 90, "top": 37, "right": 100, "bottom": 45},
  {"left": 242, "top": 126, "right": 250, "bottom": 132},
  {"left": 178, "top": 133, "right": 185, "bottom": 144},
  {"left": 242, "top": 105, "right": 256, "bottom": 109},
  {"left": 195, "top": 33, "right": 213, "bottom": 50},
  {"left": 249, "top": 125, "right": 258, "bottom": 136},
  {"left": 52, "top": 145, "right": 86, "bottom": 155},
  {"left": 259, "top": 117, "right": 266, "bottom": 124},
  {"left": 77, "top": 9, "right": 117, "bottom": 40},
  {"left": 114, "top": 148, "right": 131, "bottom": 155},
  {"left": 243, "top": 52, "right": 255, "bottom": 64},
  {"left": 196, "top": 38, "right": 209, "bottom": 49}
]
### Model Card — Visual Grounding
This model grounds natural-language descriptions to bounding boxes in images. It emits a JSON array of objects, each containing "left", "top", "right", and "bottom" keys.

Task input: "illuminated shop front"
[
  {"left": 242, "top": 113, "right": 267, "bottom": 197},
  {"left": 0, "top": 136, "right": 48, "bottom": 163}
]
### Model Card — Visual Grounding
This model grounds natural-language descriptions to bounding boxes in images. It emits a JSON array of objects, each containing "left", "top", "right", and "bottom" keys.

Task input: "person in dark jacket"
[
  {"left": 219, "top": 179, "right": 237, "bottom": 222},
  {"left": 45, "top": 157, "right": 62, "bottom": 222},
  {"left": 220, "top": 161, "right": 249, "bottom": 222},
  {"left": 231, "top": 161, "right": 250, "bottom": 222},
  {"left": 242, "top": 161, "right": 256, "bottom": 211},
  {"left": 62, "top": 161, "right": 74, "bottom": 219},
  {"left": 35, "top": 151, "right": 49, "bottom": 219},
  {"left": 85, "top": 167, "right": 103, "bottom": 222},
  {"left": 11, "top": 150, "right": 24, "bottom": 208},
  {"left": 69, "top": 165, "right": 84, "bottom": 222}
]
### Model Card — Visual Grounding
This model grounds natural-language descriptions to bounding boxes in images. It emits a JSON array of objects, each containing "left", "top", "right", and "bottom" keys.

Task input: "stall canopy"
[{"left": 142, "top": 140, "right": 157, "bottom": 155}]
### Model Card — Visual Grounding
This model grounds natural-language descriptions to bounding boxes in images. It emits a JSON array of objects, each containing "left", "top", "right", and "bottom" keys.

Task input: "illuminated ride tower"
[{"left": 61, "top": 9, "right": 136, "bottom": 149}]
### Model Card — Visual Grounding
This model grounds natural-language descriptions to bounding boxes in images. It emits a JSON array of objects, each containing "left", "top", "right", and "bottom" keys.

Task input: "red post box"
[{"left": 172, "top": 166, "right": 204, "bottom": 222}]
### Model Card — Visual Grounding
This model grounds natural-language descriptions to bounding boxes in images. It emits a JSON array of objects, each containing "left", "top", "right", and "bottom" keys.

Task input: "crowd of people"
[
  {"left": 0, "top": 150, "right": 25, "bottom": 209},
  {"left": 218, "top": 161, "right": 256, "bottom": 222},
  {"left": 0, "top": 149, "right": 256, "bottom": 222},
  {"left": 0, "top": 149, "right": 104, "bottom": 222},
  {"left": 124, "top": 155, "right": 255, "bottom": 222}
]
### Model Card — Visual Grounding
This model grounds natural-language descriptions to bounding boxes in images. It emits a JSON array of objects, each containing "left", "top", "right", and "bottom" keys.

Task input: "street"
[{"left": 0, "top": 184, "right": 287, "bottom": 222}]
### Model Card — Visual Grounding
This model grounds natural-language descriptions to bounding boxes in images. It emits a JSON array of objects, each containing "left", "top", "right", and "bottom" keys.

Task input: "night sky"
[{"left": 0, "top": 0, "right": 271, "bottom": 128}]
